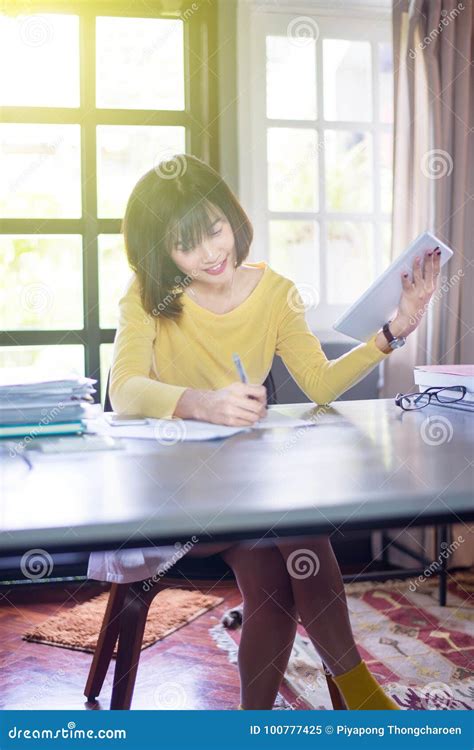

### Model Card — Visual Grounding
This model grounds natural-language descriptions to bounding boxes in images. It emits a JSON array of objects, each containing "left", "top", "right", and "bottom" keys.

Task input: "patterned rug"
[{"left": 210, "top": 572, "right": 474, "bottom": 710}]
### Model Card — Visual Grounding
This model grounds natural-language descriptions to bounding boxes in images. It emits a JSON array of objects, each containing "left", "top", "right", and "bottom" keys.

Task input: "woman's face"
[{"left": 170, "top": 209, "right": 237, "bottom": 286}]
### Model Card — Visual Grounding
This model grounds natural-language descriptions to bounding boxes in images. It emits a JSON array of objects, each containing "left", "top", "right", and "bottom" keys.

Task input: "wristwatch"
[{"left": 382, "top": 322, "right": 406, "bottom": 350}]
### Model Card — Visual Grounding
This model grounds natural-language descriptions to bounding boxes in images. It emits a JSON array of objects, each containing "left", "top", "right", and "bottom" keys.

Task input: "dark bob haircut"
[{"left": 122, "top": 154, "right": 253, "bottom": 319}]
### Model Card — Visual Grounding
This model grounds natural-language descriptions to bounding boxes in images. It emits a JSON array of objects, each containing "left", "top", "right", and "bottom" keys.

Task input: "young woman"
[{"left": 89, "top": 154, "right": 441, "bottom": 710}]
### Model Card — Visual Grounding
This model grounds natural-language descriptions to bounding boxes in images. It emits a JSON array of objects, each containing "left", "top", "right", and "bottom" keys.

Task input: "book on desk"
[{"left": 414, "top": 364, "right": 474, "bottom": 412}]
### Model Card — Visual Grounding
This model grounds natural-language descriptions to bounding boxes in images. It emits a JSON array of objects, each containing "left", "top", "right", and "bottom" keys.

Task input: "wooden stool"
[{"left": 84, "top": 573, "right": 346, "bottom": 710}]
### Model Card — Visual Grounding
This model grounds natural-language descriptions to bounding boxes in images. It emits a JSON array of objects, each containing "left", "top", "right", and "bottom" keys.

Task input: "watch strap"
[{"left": 382, "top": 322, "right": 395, "bottom": 344}]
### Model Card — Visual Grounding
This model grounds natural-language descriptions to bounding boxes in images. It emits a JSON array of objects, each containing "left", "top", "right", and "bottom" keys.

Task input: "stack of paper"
[
  {"left": 414, "top": 365, "right": 474, "bottom": 412},
  {"left": 0, "top": 368, "right": 97, "bottom": 438}
]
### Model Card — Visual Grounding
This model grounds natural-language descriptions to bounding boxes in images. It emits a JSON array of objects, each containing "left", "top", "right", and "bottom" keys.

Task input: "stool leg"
[
  {"left": 323, "top": 664, "right": 347, "bottom": 710},
  {"left": 437, "top": 524, "right": 449, "bottom": 607},
  {"left": 84, "top": 584, "right": 129, "bottom": 702},
  {"left": 110, "top": 583, "right": 159, "bottom": 710}
]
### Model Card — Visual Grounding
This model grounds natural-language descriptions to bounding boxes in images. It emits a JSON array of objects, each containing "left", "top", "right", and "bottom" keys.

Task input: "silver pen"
[
  {"left": 232, "top": 353, "right": 249, "bottom": 384},
  {"left": 232, "top": 353, "right": 267, "bottom": 415}
]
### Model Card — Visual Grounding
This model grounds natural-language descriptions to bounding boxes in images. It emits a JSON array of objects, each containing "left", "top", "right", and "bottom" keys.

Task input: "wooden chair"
[{"left": 84, "top": 370, "right": 346, "bottom": 710}]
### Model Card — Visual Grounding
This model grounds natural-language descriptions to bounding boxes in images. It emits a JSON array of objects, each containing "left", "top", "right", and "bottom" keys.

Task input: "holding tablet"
[{"left": 333, "top": 232, "right": 453, "bottom": 343}]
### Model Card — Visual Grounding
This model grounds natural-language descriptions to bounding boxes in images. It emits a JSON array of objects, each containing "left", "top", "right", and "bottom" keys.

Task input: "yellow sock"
[{"left": 333, "top": 660, "right": 399, "bottom": 710}]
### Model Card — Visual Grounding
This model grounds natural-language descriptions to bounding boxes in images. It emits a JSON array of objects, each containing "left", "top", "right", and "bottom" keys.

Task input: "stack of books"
[
  {"left": 0, "top": 368, "right": 97, "bottom": 439},
  {"left": 414, "top": 365, "right": 474, "bottom": 413}
]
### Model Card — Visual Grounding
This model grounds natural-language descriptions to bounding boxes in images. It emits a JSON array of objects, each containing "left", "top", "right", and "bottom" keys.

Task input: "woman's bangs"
[{"left": 165, "top": 198, "right": 221, "bottom": 253}]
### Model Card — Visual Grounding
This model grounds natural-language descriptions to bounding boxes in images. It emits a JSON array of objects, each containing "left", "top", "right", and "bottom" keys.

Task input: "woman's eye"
[{"left": 209, "top": 228, "right": 222, "bottom": 237}]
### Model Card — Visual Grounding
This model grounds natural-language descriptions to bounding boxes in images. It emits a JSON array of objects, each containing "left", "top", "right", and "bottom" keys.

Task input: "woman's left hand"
[{"left": 390, "top": 248, "right": 442, "bottom": 337}]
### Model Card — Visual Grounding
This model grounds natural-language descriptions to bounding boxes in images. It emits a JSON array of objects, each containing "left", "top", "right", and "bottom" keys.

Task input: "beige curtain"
[{"left": 379, "top": 0, "right": 474, "bottom": 568}]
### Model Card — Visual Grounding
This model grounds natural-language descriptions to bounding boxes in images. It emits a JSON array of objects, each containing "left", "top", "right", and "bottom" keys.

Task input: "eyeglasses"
[{"left": 395, "top": 385, "right": 467, "bottom": 411}]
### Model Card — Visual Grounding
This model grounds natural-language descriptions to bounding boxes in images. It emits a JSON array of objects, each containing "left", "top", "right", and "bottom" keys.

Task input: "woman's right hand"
[{"left": 174, "top": 382, "right": 267, "bottom": 426}]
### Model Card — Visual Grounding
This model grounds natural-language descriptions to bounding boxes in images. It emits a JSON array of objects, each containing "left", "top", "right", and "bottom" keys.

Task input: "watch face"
[{"left": 391, "top": 337, "right": 406, "bottom": 349}]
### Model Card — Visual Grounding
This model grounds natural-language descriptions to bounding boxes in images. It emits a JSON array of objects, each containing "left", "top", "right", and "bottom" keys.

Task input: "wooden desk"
[{"left": 1, "top": 399, "right": 472, "bottom": 558}]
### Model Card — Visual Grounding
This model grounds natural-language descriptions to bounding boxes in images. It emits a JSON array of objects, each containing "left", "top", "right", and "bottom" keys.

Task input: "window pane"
[
  {"left": 0, "top": 345, "right": 84, "bottom": 374},
  {"left": 323, "top": 39, "right": 372, "bottom": 121},
  {"left": 269, "top": 221, "right": 320, "bottom": 306},
  {"left": 0, "top": 235, "right": 83, "bottom": 330},
  {"left": 379, "top": 43, "right": 393, "bottom": 123},
  {"left": 96, "top": 125, "right": 186, "bottom": 218},
  {"left": 267, "top": 129, "right": 318, "bottom": 212},
  {"left": 96, "top": 17, "right": 184, "bottom": 110},
  {"left": 100, "top": 343, "right": 114, "bottom": 406},
  {"left": 0, "top": 124, "right": 81, "bottom": 218},
  {"left": 266, "top": 36, "right": 316, "bottom": 120},
  {"left": 0, "top": 14, "right": 79, "bottom": 107},
  {"left": 381, "top": 222, "right": 392, "bottom": 270},
  {"left": 327, "top": 222, "right": 373, "bottom": 304},
  {"left": 98, "top": 235, "right": 131, "bottom": 328},
  {"left": 325, "top": 130, "right": 372, "bottom": 212},
  {"left": 380, "top": 131, "right": 393, "bottom": 213}
]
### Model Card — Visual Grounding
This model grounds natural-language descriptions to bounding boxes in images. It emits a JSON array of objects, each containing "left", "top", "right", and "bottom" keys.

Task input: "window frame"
[
  {"left": 0, "top": 0, "right": 220, "bottom": 398},
  {"left": 237, "top": 0, "right": 393, "bottom": 337}
]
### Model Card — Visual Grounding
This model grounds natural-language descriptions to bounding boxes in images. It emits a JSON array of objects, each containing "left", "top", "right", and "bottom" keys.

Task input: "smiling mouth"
[{"left": 203, "top": 257, "right": 227, "bottom": 275}]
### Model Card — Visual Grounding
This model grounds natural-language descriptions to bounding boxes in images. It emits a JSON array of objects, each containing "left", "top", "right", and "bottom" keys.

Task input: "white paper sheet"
[
  {"left": 251, "top": 408, "right": 320, "bottom": 430},
  {"left": 86, "top": 416, "right": 247, "bottom": 441},
  {"left": 85, "top": 406, "right": 320, "bottom": 442}
]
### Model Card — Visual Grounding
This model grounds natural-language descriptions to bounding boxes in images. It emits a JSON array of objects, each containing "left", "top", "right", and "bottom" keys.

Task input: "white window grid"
[{"left": 238, "top": 1, "right": 393, "bottom": 336}]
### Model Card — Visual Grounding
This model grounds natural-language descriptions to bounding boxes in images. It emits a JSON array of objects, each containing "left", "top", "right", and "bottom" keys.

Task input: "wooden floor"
[{"left": 0, "top": 578, "right": 244, "bottom": 710}]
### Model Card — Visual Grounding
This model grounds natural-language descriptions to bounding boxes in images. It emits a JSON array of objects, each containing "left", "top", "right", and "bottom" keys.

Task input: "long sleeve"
[
  {"left": 275, "top": 283, "right": 392, "bottom": 405},
  {"left": 109, "top": 276, "right": 187, "bottom": 419}
]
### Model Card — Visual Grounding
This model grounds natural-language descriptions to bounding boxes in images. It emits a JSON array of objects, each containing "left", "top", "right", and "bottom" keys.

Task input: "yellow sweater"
[{"left": 109, "top": 261, "right": 392, "bottom": 419}]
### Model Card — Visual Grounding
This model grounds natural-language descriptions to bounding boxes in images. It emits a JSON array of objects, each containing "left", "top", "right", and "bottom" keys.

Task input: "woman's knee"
[
  {"left": 276, "top": 535, "right": 331, "bottom": 555},
  {"left": 275, "top": 536, "right": 333, "bottom": 571},
  {"left": 273, "top": 536, "right": 341, "bottom": 595},
  {"left": 185, "top": 541, "right": 236, "bottom": 558},
  {"left": 221, "top": 543, "right": 295, "bottom": 614}
]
